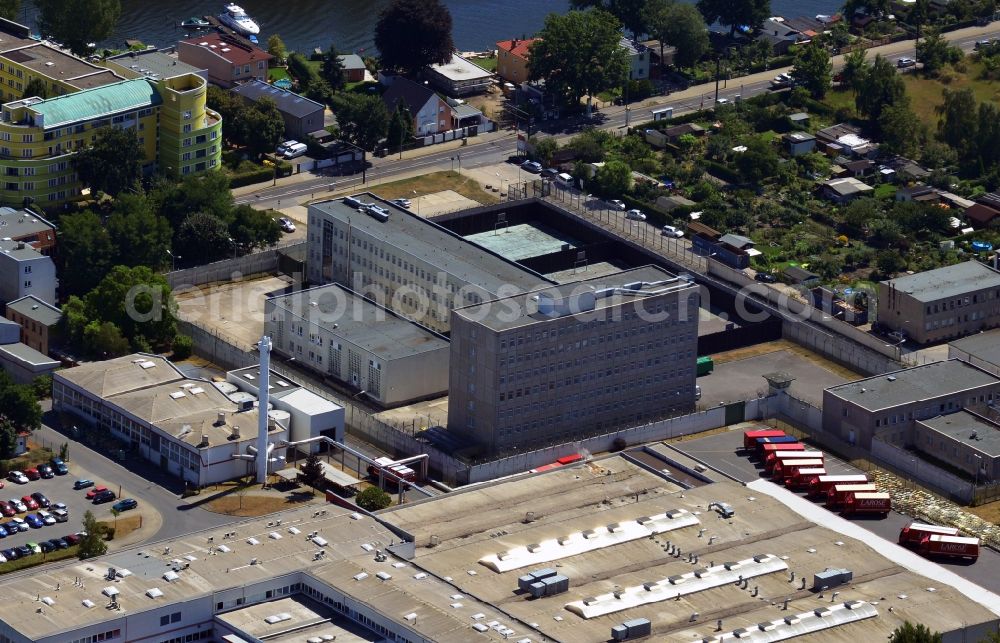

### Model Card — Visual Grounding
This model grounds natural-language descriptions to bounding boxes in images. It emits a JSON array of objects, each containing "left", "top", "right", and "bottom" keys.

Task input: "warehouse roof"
[
  {"left": 28, "top": 78, "right": 161, "bottom": 129},
  {"left": 919, "top": 410, "right": 1000, "bottom": 457},
  {"left": 106, "top": 48, "right": 205, "bottom": 80},
  {"left": 883, "top": 260, "right": 1000, "bottom": 303},
  {"left": 950, "top": 330, "right": 1000, "bottom": 369},
  {"left": 309, "top": 195, "right": 549, "bottom": 295},
  {"left": 54, "top": 353, "right": 183, "bottom": 398},
  {"left": 825, "top": 359, "right": 1000, "bottom": 411},
  {"left": 231, "top": 79, "right": 324, "bottom": 118}
]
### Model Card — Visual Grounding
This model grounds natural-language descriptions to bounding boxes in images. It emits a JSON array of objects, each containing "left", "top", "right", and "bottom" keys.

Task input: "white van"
[
  {"left": 283, "top": 142, "right": 308, "bottom": 159},
  {"left": 556, "top": 172, "right": 574, "bottom": 186}
]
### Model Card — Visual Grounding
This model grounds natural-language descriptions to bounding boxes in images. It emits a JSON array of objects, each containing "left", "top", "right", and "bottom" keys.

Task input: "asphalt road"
[{"left": 236, "top": 24, "right": 1000, "bottom": 211}]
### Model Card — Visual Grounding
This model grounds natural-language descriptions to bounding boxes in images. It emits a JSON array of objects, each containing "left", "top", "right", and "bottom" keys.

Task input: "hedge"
[
  {"left": 229, "top": 167, "right": 275, "bottom": 188},
  {"left": 703, "top": 160, "right": 741, "bottom": 184}
]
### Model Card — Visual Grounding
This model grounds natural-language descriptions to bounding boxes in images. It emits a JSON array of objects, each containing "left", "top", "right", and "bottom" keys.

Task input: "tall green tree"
[
  {"left": 792, "top": 40, "right": 832, "bottom": 98},
  {"left": 83, "top": 320, "right": 130, "bottom": 358},
  {"left": 77, "top": 510, "right": 108, "bottom": 559},
  {"left": 976, "top": 101, "right": 1000, "bottom": 168},
  {"left": 386, "top": 99, "right": 414, "bottom": 151},
  {"left": 36, "top": 0, "right": 121, "bottom": 56},
  {"left": 0, "top": 0, "right": 19, "bottom": 20},
  {"left": 83, "top": 265, "right": 176, "bottom": 350},
  {"left": 176, "top": 212, "right": 232, "bottom": 264},
  {"left": 356, "top": 486, "right": 392, "bottom": 511},
  {"left": 0, "top": 370, "right": 42, "bottom": 434},
  {"left": 855, "top": 54, "right": 907, "bottom": 123},
  {"left": 646, "top": 1, "right": 710, "bottom": 68},
  {"left": 299, "top": 453, "right": 325, "bottom": 494},
  {"left": 571, "top": 0, "right": 651, "bottom": 36},
  {"left": 593, "top": 159, "right": 633, "bottom": 197},
  {"left": 58, "top": 210, "right": 115, "bottom": 296},
  {"left": 266, "top": 34, "right": 287, "bottom": 63},
  {"left": 917, "top": 29, "right": 961, "bottom": 75},
  {"left": 529, "top": 10, "right": 630, "bottom": 111},
  {"left": 332, "top": 93, "right": 389, "bottom": 151},
  {"left": 697, "top": 0, "right": 771, "bottom": 38},
  {"left": 735, "top": 136, "right": 780, "bottom": 183},
  {"left": 107, "top": 193, "right": 172, "bottom": 269},
  {"left": 320, "top": 44, "right": 347, "bottom": 92},
  {"left": 841, "top": 48, "right": 869, "bottom": 95},
  {"left": 936, "top": 88, "right": 978, "bottom": 153},
  {"left": 156, "top": 170, "right": 234, "bottom": 229},
  {"left": 22, "top": 77, "right": 48, "bottom": 100},
  {"left": 375, "top": 0, "right": 454, "bottom": 75},
  {"left": 240, "top": 97, "right": 285, "bottom": 159},
  {"left": 888, "top": 622, "right": 942, "bottom": 643},
  {"left": 72, "top": 126, "right": 143, "bottom": 198},
  {"left": 229, "top": 205, "right": 281, "bottom": 252},
  {"left": 843, "top": 0, "right": 890, "bottom": 18},
  {"left": 878, "top": 103, "right": 926, "bottom": 157}
]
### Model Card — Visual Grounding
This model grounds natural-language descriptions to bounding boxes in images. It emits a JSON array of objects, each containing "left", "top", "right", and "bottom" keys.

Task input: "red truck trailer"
[
  {"left": 771, "top": 458, "right": 824, "bottom": 481},
  {"left": 808, "top": 474, "right": 869, "bottom": 499},
  {"left": 918, "top": 534, "right": 980, "bottom": 562},
  {"left": 785, "top": 467, "right": 827, "bottom": 490},
  {"left": 759, "top": 442, "right": 806, "bottom": 460},
  {"left": 765, "top": 450, "right": 824, "bottom": 473},
  {"left": 898, "top": 522, "right": 960, "bottom": 547},
  {"left": 367, "top": 457, "right": 417, "bottom": 483},
  {"left": 842, "top": 491, "right": 891, "bottom": 516},
  {"left": 743, "top": 429, "right": 786, "bottom": 449},
  {"left": 826, "top": 483, "right": 879, "bottom": 508}
]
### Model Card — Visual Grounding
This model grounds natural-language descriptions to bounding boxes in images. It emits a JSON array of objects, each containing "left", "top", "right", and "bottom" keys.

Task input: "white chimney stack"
[{"left": 256, "top": 336, "right": 272, "bottom": 484}]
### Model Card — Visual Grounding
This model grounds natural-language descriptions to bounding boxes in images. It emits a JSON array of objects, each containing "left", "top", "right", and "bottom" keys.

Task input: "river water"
[{"left": 18, "top": 0, "right": 839, "bottom": 55}]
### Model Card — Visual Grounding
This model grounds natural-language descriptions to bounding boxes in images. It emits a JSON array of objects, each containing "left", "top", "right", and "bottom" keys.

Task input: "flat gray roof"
[
  {"left": 106, "top": 48, "right": 205, "bottom": 80},
  {"left": 0, "top": 207, "right": 55, "bottom": 240},
  {"left": 231, "top": 79, "right": 325, "bottom": 118},
  {"left": 268, "top": 284, "right": 449, "bottom": 361},
  {"left": 0, "top": 237, "right": 45, "bottom": 261},
  {"left": 453, "top": 265, "right": 694, "bottom": 332},
  {"left": 950, "top": 330, "right": 1000, "bottom": 367},
  {"left": 884, "top": 260, "right": 1000, "bottom": 303},
  {"left": 826, "top": 359, "right": 1000, "bottom": 412},
  {"left": 6, "top": 294, "right": 61, "bottom": 326},
  {"left": 427, "top": 53, "right": 491, "bottom": 81},
  {"left": 310, "top": 195, "right": 549, "bottom": 294},
  {"left": 464, "top": 222, "right": 578, "bottom": 262},
  {"left": 919, "top": 411, "right": 1000, "bottom": 457},
  {"left": 0, "top": 341, "right": 58, "bottom": 366}
]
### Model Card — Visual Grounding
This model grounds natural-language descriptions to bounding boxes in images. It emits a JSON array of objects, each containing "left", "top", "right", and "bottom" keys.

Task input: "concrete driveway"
[{"left": 698, "top": 349, "right": 848, "bottom": 409}]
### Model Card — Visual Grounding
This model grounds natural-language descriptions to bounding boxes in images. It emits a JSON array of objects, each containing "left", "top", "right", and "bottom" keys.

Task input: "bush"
[
  {"left": 275, "top": 161, "right": 294, "bottom": 178},
  {"left": 172, "top": 334, "right": 193, "bottom": 360},
  {"left": 356, "top": 486, "right": 392, "bottom": 511},
  {"left": 703, "top": 160, "right": 741, "bottom": 183},
  {"left": 229, "top": 167, "right": 275, "bottom": 188}
]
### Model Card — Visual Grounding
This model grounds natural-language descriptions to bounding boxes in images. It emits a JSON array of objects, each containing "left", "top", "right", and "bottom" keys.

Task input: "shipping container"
[
  {"left": 697, "top": 355, "right": 715, "bottom": 376},
  {"left": 771, "top": 458, "right": 824, "bottom": 481},
  {"left": 826, "top": 483, "right": 879, "bottom": 507},
  {"left": 808, "top": 474, "right": 868, "bottom": 498},
  {"left": 918, "top": 534, "right": 980, "bottom": 561},
  {"left": 743, "top": 429, "right": 786, "bottom": 449},
  {"left": 842, "top": 491, "right": 891, "bottom": 516},
  {"left": 898, "top": 522, "right": 960, "bottom": 547},
  {"left": 785, "top": 467, "right": 827, "bottom": 489},
  {"left": 765, "top": 450, "right": 824, "bottom": 473}
]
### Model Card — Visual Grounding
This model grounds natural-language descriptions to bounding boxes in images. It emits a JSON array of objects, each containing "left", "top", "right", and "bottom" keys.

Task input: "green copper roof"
[{"left": 30, "top": 78, "right": 161, "bottom": 129}]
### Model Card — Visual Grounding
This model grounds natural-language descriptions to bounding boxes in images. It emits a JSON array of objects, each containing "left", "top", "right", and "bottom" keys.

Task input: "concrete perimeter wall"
[{"left": 165, "top": 241, "right": 306, "bottom": 289}]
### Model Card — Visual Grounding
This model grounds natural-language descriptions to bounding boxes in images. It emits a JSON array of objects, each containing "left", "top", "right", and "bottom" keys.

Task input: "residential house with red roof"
[
  {"left": 178, "top": 32, "right": 272, "bottom": 88},
  {"left": 496, "top": 38, "right": 538, "bottom": 84}
]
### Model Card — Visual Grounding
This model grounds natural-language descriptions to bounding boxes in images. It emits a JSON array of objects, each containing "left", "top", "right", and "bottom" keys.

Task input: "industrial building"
[
  {"left": 949, "top": 330, "right": 1000, "bottom": 377},
  {"left": 915, "top": 410, "right": 1000, "bottom": 482},
  {"left": 0, "top": 453, "right": 996, "bottom": 643},
  {"left": 822, "top": 359, "right": 1000, "bottom": 449},
  {"left": 52, "top": 354, "right": 288, "bottom": 486},
  {"left": 447, "top": 265, "right": 700, "bottom": 454},
  {"left": 878, "top": 261, "right": 1000, "bottom": 345},
  {"left": 0, "top": 237, "right": 57, "bottom": 305},
  {"left": 306, "top": 194, "right": 548, "bottom": 333},
  {"left": 264, "top": 284, "right": 450, "bottom": 406}
]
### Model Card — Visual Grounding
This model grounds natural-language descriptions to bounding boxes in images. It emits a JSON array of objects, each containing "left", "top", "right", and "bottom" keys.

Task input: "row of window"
[
  {"left": 67, "top": 630, "right": 121, "bottom": 643},
  {"left": 862, "top": 391, "right": 998, "bottom": 427},
  {"left": 924, "top": 309, "right": 997, "bottom": 331},
  {"left": 498, "top": 367, "right": 693, "bottom": 403},
  {"left": 925, "top": 290, "right": 1000, "bottom": 315}
]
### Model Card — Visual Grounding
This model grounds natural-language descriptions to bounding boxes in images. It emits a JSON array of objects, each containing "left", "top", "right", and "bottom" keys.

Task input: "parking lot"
[{"left": 0, "top": 463, "right": 143, "bottom": 556}]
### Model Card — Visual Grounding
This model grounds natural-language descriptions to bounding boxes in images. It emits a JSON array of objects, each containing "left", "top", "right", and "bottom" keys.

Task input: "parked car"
[
  {"left": 625, "top": 209, "right": 647, "bottom": 221},
  {"left": 897, "top": 57, "right": 916, "bottom": 68},
  {"left": 540, "top": 168, "right": 558, "bottom": 179},
  {"left": 37, "top": 511, "right": 55, "bottom": 526},
  {"left": 0, "top": 502, "right": 15, "bottom": 517},
  {"left": 63, "top": 533, "right": 81, "bottom": 546},
  {"left": 276, "top": 140, "right": 299, "bottom": 156},
  {"left": 754, "top": 272, "right": 778, "bottom": 283},
  {"left": 23, "top": 468, "right": 39, "bottom": 481},
  {"left": 521, "top": 160, "right": 543, "bottom": 173},
  {"left": 0, "top": 525, "right": 7, "bottom": 538},
  {"left": 92, "top": 490, "right": 116, "bottom": 504},
  {"left": 30, "top": 492, "right": 49, "bottom": 508},
  {"left": 7, "top": 471, "right": 27, "bottom": 485},
  {"left": 50, "top": 458, "right": 68, "bottom": 476},
  {"left": 661, "top": 225, "right": 684, "bottom": 238},
  {"left": 608, "top": 199, "right": 626, "bottom": 211},
  {"left": 21, "top": 496, "right": 38, "bottom": 511},
  {"left": 715, "top": 97, "right": 730, "bottom": 105},
  {"left": 277, "top": 217, "right": 296, "bottom": 233},
  {"left": 48, "top": 538, "right": 68, "bottom": 550},
  {"left": 0, "top": 523, "right": 17, "bottom": 536},
  {"left": 14, "top": 544, "right": 33, "bottom": 557},
  {"left": 37, "top": 464, "right": 53, "bottom": 479},
  {"left": 39, "top": 540, "right": 54, "bottom": 553},
  {"left": 112, "top": 498, "right": 138, "bottom": 512},
  {"left": 389, "top": 198, "right": 412, "bottom": 209},
  {"left": 24, "top": 514, "right": 43, "bottom": 529},
  {"left": 7, "top": 498, "right": 26, "bottom": 513},
  {"left": 1, "top": 547, "right": 18, "bottom": 561},
  {"left": 73, "top": 479, "right": 95, "bottom": 490},
  {"left": 282, "top": 142, "right": 308, "bottom": 159},
  {"left": 9, "top": 517, "right": 26, "bottom": 532},
  {"left": 52, "top": 509, "right": 69, "bottom": 523},
  {"left": 85, "top": 485, "right": 108, "bottom": 500},
  {"left": 0, "top": 552, "right": 6, "bottom": 563}
]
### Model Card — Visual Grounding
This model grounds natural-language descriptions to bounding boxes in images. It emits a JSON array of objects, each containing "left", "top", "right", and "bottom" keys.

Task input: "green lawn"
[
  {"left": 902, "top": 60, "right": 1000, "bottom": 126},
  {"left": 469, "top": 56, "right": 497, "bottom": 72},
  {"left": 822, "top": 89, "right": 857, "bottom": 116},
  {"left": 268, "top": 67, "right": 290, "bottom": 82},
  {"left": 873, "top": 183, "right": 896, "bottom": 199}
]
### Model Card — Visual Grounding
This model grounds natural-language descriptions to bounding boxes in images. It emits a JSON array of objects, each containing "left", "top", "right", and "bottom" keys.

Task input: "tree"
[
  {"left": 0, "top": 370, "right": 42, "bottom": 434},
  {"left": 58, "top": 210, "right": 115, "bottom": 296},
  {"left": 976, "top": 101, "right": 1000, "bottom": 168},
  {"left": 83, "top": 266, "right": 177, "bottom": 351},
  {"left": 299, "top": 453, "right": 325, "bottom": 494},
  {"left": 386, "top": 99, "right": 414, "bottom": 151},
  {"left": 529, "top": 136, "right": 559, "bottom": 165},
  {"left": 843, "top": 0, "right": 890, "bottom": 18},
  {"left": 229, "top": 205, "right": 281, "bottom": 252},
  {"left": 936, "top": 88, "right": 978, "bottom": 153},
  {"left": 332, "top": 93, "right": 389, "bottom": 151},
  {"left": 571, "top": 0, "right": 650, "bottom": 37},
  {"left": 77, "top": 510, "right": 108, "bottom": 559},
  {"left": 697, "top": 0, "right": 771, "bottom": 38},
  {"left": 22, "top": 77, "right": 48, "bottom": 100},
  {"left": 917, "top": 29, "right": 962, "bottom": 75},
  {"left": 36, "top": 0, "right": 121, "bottom": 56},
  {"left": 375, "top": 0, "right": 454, "bottom": 75},
  {"left": 320, "top": 44, "right": 346, "bottom": 92},
  {"left": 735, "top": 136, "right": 780, "bottom": 183},
  {"left": 157, "top": 171, "right": 234, "bottom": 229},
  {"left": 266, "top": 34, "right": 287, "bottom": 63},
  {"left": 792, "top": 40, "right": 832, "bottom": 98},
  {"left": 593, "top": 160, "right": 632, "bottom": 197},
  {"left": 647, "top": 1, "right": 710, "bottom": 68},
  {"left": 356, "top": 486, "right": 392, "bottom": 511},
  {"left": 878, "top": 103, "right": 926, "bottom": 157},
  {"left": 876, "top": 249, "right": 907, "bottom": 276},
  {"left": 241, "top": 98, "right": 285, "bottom": 160},
  {"left": 841, "top": 49, "right": 869, "bottom": 95},
  {"left": 107, "top": 193, "right": 172, "bottom": 269},
  {"left": 855, "top": 55, "right": 907, "bottom": 123},
  {"left": 0, "top": 0, "right": 19, "bottom": 20},
  {"left": 529, "top": 10, "right": 630, "bottom": 111},
  {"left": 177, "top": 212, "right": 232, "bottom": 264},
  {"left": 888, "top": 622, "right": 942, "bottom": 643},
  {"left": 73, "top": 127, "right": 143, "bottom": 197},
  {"left": 59, "top": 442, "right": 69, "bottom": 461}
]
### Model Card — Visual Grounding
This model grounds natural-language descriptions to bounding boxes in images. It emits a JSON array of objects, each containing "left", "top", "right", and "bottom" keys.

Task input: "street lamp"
[
  {"left": 166, "top": 250, "right": 180, "bottom": 271},
  {"left": 973, "top": 453, "right": 983, "bottom": 494},
  {"left": 227, "top": 237, "right": 237, "bottom": 258}
]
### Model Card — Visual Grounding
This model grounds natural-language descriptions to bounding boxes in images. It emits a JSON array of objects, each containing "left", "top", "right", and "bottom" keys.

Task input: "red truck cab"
[
  {"left": 785, "top": 467, "right": 827, "bottom": 490},
  {"left": 771, "top": 458, "right": 823, "bottom": 481},
  {"left": 826, "top": 483, "right": 878, "bottom": 508},
  {"left": 842, "top": 491, "right": 891, "bottom": 516},
  {"left": 918, "top": 534, "right": 980, "bottom": 561},
  {"left": 898, "top": 522, "right": 960, "bottom": 547},
  {"left": 743, "top": 429, "right": 786, "bottom": 450},
  {"left": 764, "top": 450, "right": 824, "bottom": 473}
]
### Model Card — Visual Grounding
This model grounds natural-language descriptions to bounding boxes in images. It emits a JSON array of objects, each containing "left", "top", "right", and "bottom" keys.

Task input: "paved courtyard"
[
  {"left": 174, "top": 275, "right": 290, "bottom": 347},
  {"left": 699, "top": 348, "right": 849, "bottom": 409}
]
